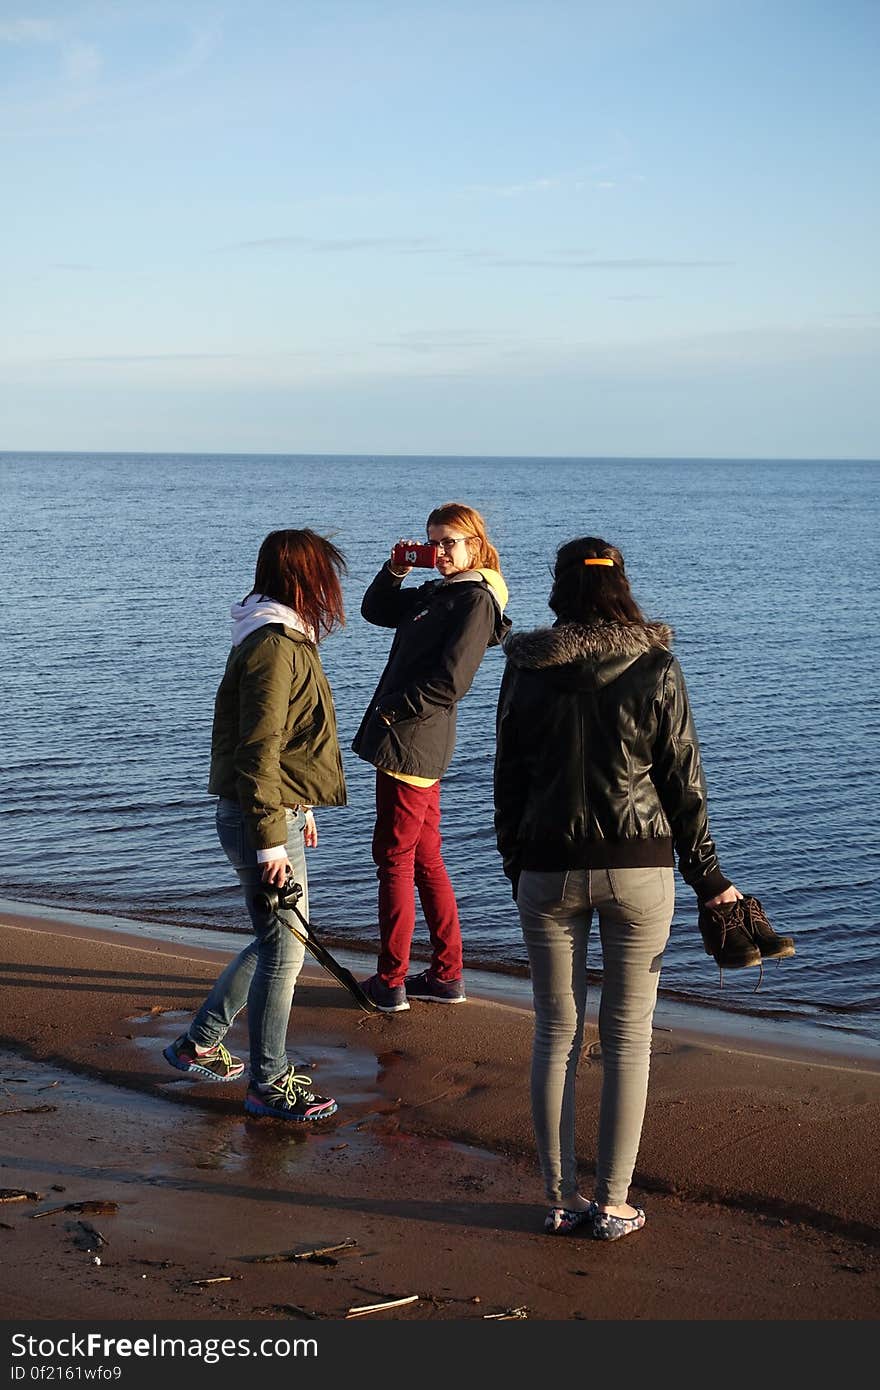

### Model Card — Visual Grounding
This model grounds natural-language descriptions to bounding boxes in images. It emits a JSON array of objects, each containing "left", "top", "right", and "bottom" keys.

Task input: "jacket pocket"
[{"left": 284, "top": 713, "right": 318, "bottom": 750}]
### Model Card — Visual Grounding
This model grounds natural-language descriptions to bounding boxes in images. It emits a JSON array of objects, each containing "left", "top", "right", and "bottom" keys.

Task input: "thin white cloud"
[
  {"left": 373, "top": 330, "right": 498, "bottom": 354},
  {"left": 62, "top": 40, "right": 102, "bottom": 83},
  {"left": 151, "top": 24, "right": 216, "bottom": 87},
  {"left": 6, "top": 319, "right": 875, "bottom": 399},
  {"left": 49, "top": 353, "right": 245, "bottom": 364},
  {"left": 221, "top": 236, "right": 726, "bottom": 271},
  {"left": 0, "top": 19, "right": 63, "bottom": 43},
  {"left": 220, "top": 234, "right": 442, "bottom": 255},
  {"left": 0, "top": 17, "right": 100, "bottom": 80},
  {"left": 466, "top": 176, "right": 563, "bottom": 197},
  {"left": 460, "top": 251, "right": 732, "bottom": 270},
  {"left": 464, "top": 169, "right": 641, "bottom": 198},
  {"left": 0, "top": 17, "right": 217, "bottom": 131}
]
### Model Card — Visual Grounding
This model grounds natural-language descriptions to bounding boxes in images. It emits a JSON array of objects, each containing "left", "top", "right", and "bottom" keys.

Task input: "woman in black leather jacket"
[{"left": 494, "top": 535, "right": 740, "bottom": 1241}]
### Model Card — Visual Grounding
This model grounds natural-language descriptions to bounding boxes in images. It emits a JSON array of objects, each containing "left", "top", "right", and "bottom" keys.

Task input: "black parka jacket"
[
  {"left": 352, "top": 564, "right": 509, "bottom": 780},
  {"left": 494, "top": 621, "right": 730, "bottom": 902}
]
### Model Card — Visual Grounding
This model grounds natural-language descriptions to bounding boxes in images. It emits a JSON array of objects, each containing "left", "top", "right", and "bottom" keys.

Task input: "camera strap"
[{"left": 277, "top": 902, "right": 380, "bottom": 1014}]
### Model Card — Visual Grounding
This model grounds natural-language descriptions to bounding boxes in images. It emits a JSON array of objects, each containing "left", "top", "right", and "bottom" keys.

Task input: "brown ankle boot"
[
  {"left": 741, "top": 895, "right": 795, "bottom": 960},
  {"left": 698, "top": 900, "right": 762, "bottom": 968}
]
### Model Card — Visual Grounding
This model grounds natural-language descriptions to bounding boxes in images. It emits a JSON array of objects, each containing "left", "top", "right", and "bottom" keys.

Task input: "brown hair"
[
  {"left": 425, "top": 501, "right": 502, "bottom": 572},
  {"left": 549, "top": 536, "right": 647, "bottom": 625},
  {"left": 249, "top": 529, "right": 346, "bottom": 642}
]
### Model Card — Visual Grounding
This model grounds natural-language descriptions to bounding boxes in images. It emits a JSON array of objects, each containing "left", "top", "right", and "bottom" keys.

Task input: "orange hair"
[{"left": 426, "top": 501, "right": 502, "bottom": 573}]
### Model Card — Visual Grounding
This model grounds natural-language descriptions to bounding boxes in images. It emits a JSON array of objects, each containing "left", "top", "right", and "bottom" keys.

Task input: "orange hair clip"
[{"left": 583, "top": 557, "right": 614, "bottom": 566}]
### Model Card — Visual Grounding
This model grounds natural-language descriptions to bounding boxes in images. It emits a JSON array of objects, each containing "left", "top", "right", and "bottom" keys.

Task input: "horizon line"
[{"left": 2, "top": 449, "right": 879, "bottom": 465}]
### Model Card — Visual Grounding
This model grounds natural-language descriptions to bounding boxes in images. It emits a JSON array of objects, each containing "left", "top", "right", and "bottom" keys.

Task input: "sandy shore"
[{"left": 1, "top": 908, "right": 879, "bottom": 1328}]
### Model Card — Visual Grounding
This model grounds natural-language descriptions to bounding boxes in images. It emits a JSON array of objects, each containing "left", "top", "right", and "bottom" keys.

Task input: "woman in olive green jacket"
[{"left": 163, "top": 529, "right": 348, "bottom": 1123}]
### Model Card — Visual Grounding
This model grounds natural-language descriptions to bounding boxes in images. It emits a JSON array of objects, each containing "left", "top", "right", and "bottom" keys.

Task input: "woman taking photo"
[
  {"left": 494, "top": 536, "right": 740, "bottom": 1239},
  {"left": 353, "top": 502, "right": 509, "bottom": 1012},
  {"left": 163, "top": 528, "right": 347, "bottom": 1122}
]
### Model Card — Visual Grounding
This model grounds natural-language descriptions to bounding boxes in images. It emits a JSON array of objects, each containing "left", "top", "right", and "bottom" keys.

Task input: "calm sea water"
[{"left": 1, "top": 453, "right": 878, "bottom": 1045}]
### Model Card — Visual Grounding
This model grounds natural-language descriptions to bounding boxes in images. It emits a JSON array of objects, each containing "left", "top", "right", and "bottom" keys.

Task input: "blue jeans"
[
  {"left": 188, "top": 799, "right": 308, "bottom": 1086},
  {"left": 517, "top": 867, "right": 673, "bottom": 1208}
]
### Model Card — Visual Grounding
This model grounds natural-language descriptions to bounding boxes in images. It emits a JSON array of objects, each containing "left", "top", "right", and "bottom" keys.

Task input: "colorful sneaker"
[
  {"left": 163, "top": 1033, "right": 244, "bottom": 1082},
  {"left": 405, "top": 969, "right": 466, "bottom": 1004},
  {"left": 592, "top": 1206, "right": 646, "bottom": 1241},
  {"left": 244, "top": 1068, "right": 338, "bottom": 1122},
  {"left": 362, "top": 974, "right": 410, "bottom": 1013},
  {"left": 544, "top": 1202, "right": 597, "bottom": 1235}
]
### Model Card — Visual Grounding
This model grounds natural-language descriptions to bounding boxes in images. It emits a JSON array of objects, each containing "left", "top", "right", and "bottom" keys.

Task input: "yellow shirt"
[{"left": 380, "top": 768, "right": 438, "bottom": 788}]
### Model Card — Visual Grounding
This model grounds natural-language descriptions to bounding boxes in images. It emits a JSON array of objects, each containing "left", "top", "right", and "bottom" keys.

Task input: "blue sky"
[{"left": 2, "top": 0, "right": 878, "bottom": 457}]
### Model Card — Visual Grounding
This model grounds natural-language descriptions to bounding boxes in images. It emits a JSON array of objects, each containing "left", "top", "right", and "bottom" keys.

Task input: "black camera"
[{"left": 253, "top": 877, "right": 304, "bottom": 916}]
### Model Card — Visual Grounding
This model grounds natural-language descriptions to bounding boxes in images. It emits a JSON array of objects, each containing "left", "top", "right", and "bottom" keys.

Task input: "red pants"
[{"left": 372, "top": 771, "right": 463, "bottom": 987}]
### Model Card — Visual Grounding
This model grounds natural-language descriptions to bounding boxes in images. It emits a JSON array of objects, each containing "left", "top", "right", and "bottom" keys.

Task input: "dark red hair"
[{"left": 249, "top": 529, "right": 346, "bottom": 641}]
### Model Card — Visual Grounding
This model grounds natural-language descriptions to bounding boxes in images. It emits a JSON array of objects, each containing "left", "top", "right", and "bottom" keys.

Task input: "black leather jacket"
[{"left": 494, "top": 620, "right": 730, "bottom": 902}]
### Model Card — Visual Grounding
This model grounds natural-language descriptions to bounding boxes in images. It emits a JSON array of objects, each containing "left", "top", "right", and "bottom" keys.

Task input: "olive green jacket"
[{"left": 208, "top": 624, "right": 347, "bottom": 851}]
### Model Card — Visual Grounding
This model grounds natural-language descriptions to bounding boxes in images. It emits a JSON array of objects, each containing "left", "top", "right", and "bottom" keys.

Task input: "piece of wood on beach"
[
  {"left": 345, "top": 1294, "right": 419, "bottom": 1318},
  {"left": 250, "top": 1238, "right": 358, "bottom": 1265},
  {"left": 0, "top": 1188, "right": 42, "bottom": 1204},
  {"left": 0, "top": 1105, "right": 59, "bottom": 1116},
  {"left": 190, "top": 1275, "right": 242, "bottom": 1286},
  {"left": 292, "top": 1238, "right": 358, "bottom": 1264},
  {"left": 31, "top": 1200, "right": 119, "bottom": 1220},
  {"left": 483, "top": 1305, "right": 530, "bottom": 1320}
]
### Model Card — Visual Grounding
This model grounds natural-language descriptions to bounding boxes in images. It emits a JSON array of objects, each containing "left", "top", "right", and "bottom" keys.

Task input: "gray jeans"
[{"left": 518, "top": 866, "right": 673, "bottom": 1207}]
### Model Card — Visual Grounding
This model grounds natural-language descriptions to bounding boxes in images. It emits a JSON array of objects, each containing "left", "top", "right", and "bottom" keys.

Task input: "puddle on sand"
[
  {"left": 0, "top": 1046, "right": 236, "bottom": 1127},
  {"left": 126, "top": 1014, "right": 383, "bottom": 1107},
  {"left": 125, "top": 1008, "right": 192, "bottom": 1025},
  {"left": 1, "top": 1044, "right": 506, "bottom": 1203}
]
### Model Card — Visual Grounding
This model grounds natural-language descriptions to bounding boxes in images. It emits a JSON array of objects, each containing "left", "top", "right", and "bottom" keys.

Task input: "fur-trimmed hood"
[{"left": 503, "top": 620, "right": 673, "bottom": 670}]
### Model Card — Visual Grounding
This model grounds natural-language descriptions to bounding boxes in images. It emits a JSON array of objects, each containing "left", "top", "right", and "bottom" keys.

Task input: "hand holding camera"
[
  {"left": 390, "top": 538, "right": 438, "bottom": 574},
  {"left": 253, "top": 873, "right": 304, "bottom": 917}
]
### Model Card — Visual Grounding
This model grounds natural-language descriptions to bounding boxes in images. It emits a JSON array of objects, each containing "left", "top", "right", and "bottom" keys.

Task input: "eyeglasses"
[{"left": 432, "top": 536, "right": 471, "bottom": 553}]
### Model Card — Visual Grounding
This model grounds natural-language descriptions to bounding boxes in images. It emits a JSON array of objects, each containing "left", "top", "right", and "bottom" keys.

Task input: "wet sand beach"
[{"left": 1, "top": 910, "right": 879, "bottom": 1325}]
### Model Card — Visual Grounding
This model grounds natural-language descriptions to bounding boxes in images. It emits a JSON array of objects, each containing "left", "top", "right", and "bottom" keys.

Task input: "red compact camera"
[{"left": 391, "top": 541, "right": 438, "bottom": 568}]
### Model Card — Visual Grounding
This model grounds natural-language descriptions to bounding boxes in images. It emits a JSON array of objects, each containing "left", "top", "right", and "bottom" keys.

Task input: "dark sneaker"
[
  {"left": 244, "top": 1068, "right": 338, "bottom": 1122},
  {"left": 592, "top": 1206, "right": 646, "bottom": 1241},
  {"left": 362, "top": 974, "right": 410, "bottom": 1013},
  {"left": 405, "top": 969, "right": 466, "bottom": 1004},
  {"left": 163, "top": 1033, "right": 245, "bottom": 1082},
  {"left": 698, "top": 901, "right": 762, "bottom": 969},
  {"left": 741, "top": 895, "right": 795, "bottom": 960}
]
